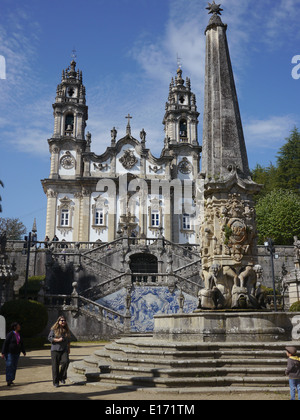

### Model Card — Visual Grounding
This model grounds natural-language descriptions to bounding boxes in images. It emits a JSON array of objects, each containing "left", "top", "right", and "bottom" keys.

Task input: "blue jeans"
[
  {"left": 5, "top": 353, "right": 20, "bottom": 383},
  {"left": 289, "top": 379, "right": 300, "bottom": 400}
]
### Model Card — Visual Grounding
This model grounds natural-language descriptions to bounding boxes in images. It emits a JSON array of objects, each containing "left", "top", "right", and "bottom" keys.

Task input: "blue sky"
[{"left": 0, "top": 0, "right": 300, "bottom": 239}]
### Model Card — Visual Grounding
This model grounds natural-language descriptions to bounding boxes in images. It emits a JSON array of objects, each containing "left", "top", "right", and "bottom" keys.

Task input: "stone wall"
[
  {"left": 257, "top": 245, "right": 294, "bottom": 287},
  {"left": 44, "top": 307, "right": 121, "bottom": 341},
  {"left": 4, "top": 242, "right": 295, "bottom": 295},
  {"left": 5, "top": 243, "right": 47, "bottom": 293}
]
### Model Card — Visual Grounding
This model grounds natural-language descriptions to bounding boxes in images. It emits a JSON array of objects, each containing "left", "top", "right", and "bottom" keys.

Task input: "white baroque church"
[{"left": 41, "top": 61, "right": 203, "bottom": 245}]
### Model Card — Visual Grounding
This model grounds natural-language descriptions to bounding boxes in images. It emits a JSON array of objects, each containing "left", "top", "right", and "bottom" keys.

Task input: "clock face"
[{"left": 60, "top": 152, "right": 75, "bottom": 170}]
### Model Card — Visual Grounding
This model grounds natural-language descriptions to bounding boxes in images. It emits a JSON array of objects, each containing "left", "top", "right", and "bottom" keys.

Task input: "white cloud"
[{"left": 244, "top": 115, "right": 297, "bottom": 148}]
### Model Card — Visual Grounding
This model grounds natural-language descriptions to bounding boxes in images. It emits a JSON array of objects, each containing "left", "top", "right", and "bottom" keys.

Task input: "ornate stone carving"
[
  {"left": 149, "top": 165, "right": 162, "bottom": 174},
  {"left": 46, "top": 189, "right": 58, "bottom": 199},
  {"left": 57, "top": 196, "right": 74, "bottom": 236},
  {"left": 199, "top": 189, "right": 262, "bottom": 310},
  {"left": 119, "top": 150, "right": 138, "bottom": 170},
  {"left": 91, "top": 194, "right": 109, "bottom": 234},
  {"left": 93, "top": 163, "right": 109, "bottom": 172},
  {"left": 294, "top": 236, "right": 300, "bottom": 263}
]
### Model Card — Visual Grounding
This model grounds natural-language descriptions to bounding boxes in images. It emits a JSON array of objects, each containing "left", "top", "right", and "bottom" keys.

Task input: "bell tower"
[
  {"left": 53, "top": 59, "right": 88, "bottom": 140},
  {"left": 48, "top": 59, "right": 89, "bottom": 179},
  {"left": 163, "top": 67, "right": 199, "bottom": 145}
]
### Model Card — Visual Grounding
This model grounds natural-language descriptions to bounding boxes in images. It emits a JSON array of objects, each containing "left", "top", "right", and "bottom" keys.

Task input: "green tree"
[
  {"left": 251, "top": 163, "right": 278, "bottom": 200},
  {"left": 275, "top": 127, "right": 300, "bottom": 193},
  {"left": 0, "top": 217, "right": 27, "bottom": 240},
  {"left": 256, "top": 189, "right": 300, "bottom": 245}
]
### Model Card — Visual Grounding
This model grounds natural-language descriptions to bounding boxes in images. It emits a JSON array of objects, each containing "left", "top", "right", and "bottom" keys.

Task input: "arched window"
[
  {"left": 130, "top": 253, "right": 158, "bottom": 283},
  {"left": 179, "top": 119, "right": 187, "bottom": 140},
  {"left": 65, "top": 113, "right": 74, "bottom": 135}
]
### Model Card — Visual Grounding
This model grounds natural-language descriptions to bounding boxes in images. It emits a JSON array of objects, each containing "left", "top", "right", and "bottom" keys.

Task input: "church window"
[
  {"left": 65, "top": 113, "right": 74, "bottom": 134},
  {"left": 67, "top": 87, "right": 75, "bottom": 97},
  {"left": 60, "top": 209, "right": 70, "bottom": 227},
  {"left": 151, "top": 211, "right": 160, "bottom": 227},
  {"left": 182, "top": 214, "right": 191, "bottom": 230},
  {"left": 179, "top": 95, "right": 185, "bottom": 104},
  {"left": 179, "top": 119, "right": 187, "bottom": 139},
  {"left": 95, "top": 209, "right": 105, "bottom": 226}
]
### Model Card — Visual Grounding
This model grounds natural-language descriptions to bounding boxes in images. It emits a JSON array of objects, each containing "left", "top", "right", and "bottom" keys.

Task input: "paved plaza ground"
[{"left": 0, "top": 343, "right": 291, "bottom": 401}]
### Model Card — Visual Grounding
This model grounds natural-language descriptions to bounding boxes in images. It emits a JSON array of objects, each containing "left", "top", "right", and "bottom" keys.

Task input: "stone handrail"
[
  {"left": 78, "top": 296, "right": 130, "bottom": 332},
  {"left": 43, "top": 292, "right": 130, "bottom": 333},
  {"left": 82, "top": 271, "right": 202, "bottom": 302},
  {"left": 164, "top": 239, "right": 200, "bottom": 259},
  {"left": 6, "top": 240, "right": 109, "bottom": 251}
]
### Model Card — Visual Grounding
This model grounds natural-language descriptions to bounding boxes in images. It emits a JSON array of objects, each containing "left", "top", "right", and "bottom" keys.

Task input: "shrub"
[
  {"left": 19, "top": 275, "right": 45, "bottom": 299},
  {"left": 290, "top": 301, "right": 300, "bottom": 312},
  {"left": 0, "top": 299, "right": 48, "bottom": 338}
]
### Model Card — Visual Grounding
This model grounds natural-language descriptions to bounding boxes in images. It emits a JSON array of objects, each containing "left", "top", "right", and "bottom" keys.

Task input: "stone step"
[
  {"left": 108, "top": 365, "right": 286, "bottom": 379},
  {"left": 70, "top": 339, "right": 295, "bottom": 390},
  {"left": 100, "top": 345, "right": 286, "bottom": 360},
  {"left": 90, "top": 352, "right": 286, "bottom": 369},
  {"left": 113, "top": 338, "right": 297, "bottom": 353},
  {"left": 97, "top": 373, "right": 289, "bottom": 388},
  {"left": 71, "top": 360, "right": 101, "bottom": 381},
  {"left": 79, "top": 382, "right": 290, "bottom": 395}
]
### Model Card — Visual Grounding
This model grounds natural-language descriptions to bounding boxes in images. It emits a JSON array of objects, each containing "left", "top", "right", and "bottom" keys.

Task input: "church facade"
[{"left": 41, "top": 63, "right": 203, "bottom": 246}]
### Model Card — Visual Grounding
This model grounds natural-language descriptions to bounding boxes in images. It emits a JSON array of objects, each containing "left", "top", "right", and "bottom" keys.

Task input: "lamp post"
[
  {"left": 264, "top": 238, "right": 278, "bottom": 312},
  {"left": 24, "top": 231, "right": 32, "bottom": 300}
]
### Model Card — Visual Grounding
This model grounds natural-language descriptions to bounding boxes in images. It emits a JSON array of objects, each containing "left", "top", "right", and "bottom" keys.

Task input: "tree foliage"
[
  {"left": 0, "top": 217, "right": 26, "bottom": 240},
  {"left": 252, "top": 127, "right": 300, "bottom": 199},
  {"left": 252, "top": 128, "right": 300, "bottom": 245},
  {"left": 256, "top": 189, "right": 300, "bottom": 245},
  {"left": 0, "top": 299, "right": 48, "bottom": 338},
  {"left": 276, "top": 127, "right": 300, "bottom": 193}
]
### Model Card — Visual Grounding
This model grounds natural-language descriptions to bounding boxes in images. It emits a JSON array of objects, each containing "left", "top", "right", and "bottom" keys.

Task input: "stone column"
[
  {"left": 164, "top": 192, "right": 172, "bottom": 242},
  {"left": 46, "top": 189, "right": 58, "bottom": 239},
  {"left": 79, "top": 189, "right": 91, "bottom": 242},
  {"left": 107, "top": 201, "right": 116, "bottom": 242},
  {"left": 73, "top": 192, "right": 82, "bottom": 242},
  {"left": 49, "top": 146, "right": 60, "bottom": 180}
]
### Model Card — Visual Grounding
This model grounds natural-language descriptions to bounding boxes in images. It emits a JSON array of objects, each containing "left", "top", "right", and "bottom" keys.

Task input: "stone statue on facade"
[{"left": 294, "top": 236, "right": 300, "bottom": 265}]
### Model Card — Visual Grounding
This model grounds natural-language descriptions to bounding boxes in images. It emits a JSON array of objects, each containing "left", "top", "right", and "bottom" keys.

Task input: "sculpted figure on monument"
[
  {"left": 294, "top": 236, "right": 300, "bottom": 262},
  {"left": 198, "top": 264, "right": 225, "bottom": 310}
]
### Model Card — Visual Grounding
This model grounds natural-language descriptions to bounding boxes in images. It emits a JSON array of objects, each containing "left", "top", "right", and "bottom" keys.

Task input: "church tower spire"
[
  {"left": 163, "top": 67, "right": 199, "bottom": 145},
  {"left": 202, "top": 1, "right": 250, "bottom": 179},
  {"left": 53, "top": 59, "right": 88, "bottom": 140},
  {"left": 48, "top": 59, "right": 89, "bottom": 180}
]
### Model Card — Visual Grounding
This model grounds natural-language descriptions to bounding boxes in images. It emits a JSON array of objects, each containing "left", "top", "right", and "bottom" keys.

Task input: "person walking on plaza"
[
  {"left": 48, "top": 316, "right": 71, "bottom": 387},
  {"left": 1, "top": 322, "right": 26, "bottom": 386},
  {"left": 285, "top": 346, "right": 300, "bottom": 400}
]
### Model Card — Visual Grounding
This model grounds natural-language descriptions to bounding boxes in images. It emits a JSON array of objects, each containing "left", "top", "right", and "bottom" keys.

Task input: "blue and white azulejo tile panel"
[{"left": 97, "top": 287, "right": 198, "bottom": 332}]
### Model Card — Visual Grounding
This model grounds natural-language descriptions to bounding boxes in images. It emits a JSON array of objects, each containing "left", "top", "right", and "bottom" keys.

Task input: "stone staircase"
[{"left": 69, "top": 336, "right": 294, "bottom": 393}]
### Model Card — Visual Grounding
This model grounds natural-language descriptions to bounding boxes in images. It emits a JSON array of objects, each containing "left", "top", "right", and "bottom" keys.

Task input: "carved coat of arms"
[{"left": 119, "top": 150, "right": 138, "bottom": 170}]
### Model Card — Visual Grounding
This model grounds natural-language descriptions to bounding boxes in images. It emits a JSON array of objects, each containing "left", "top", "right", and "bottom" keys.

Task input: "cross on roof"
[
  {"left": 71, "top": 49, "right": 77, "bottom": 60},
  {"left": 125, "top": 114, "right": 133, "bottom": 135},
  {"left": 177, "top": 54, "right": 182, "bottom": 70}
]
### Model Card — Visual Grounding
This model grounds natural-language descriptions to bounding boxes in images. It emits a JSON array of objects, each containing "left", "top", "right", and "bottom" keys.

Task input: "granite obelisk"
[{"left": 199, "top": 3, "right": 262, "bottom": 310}]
